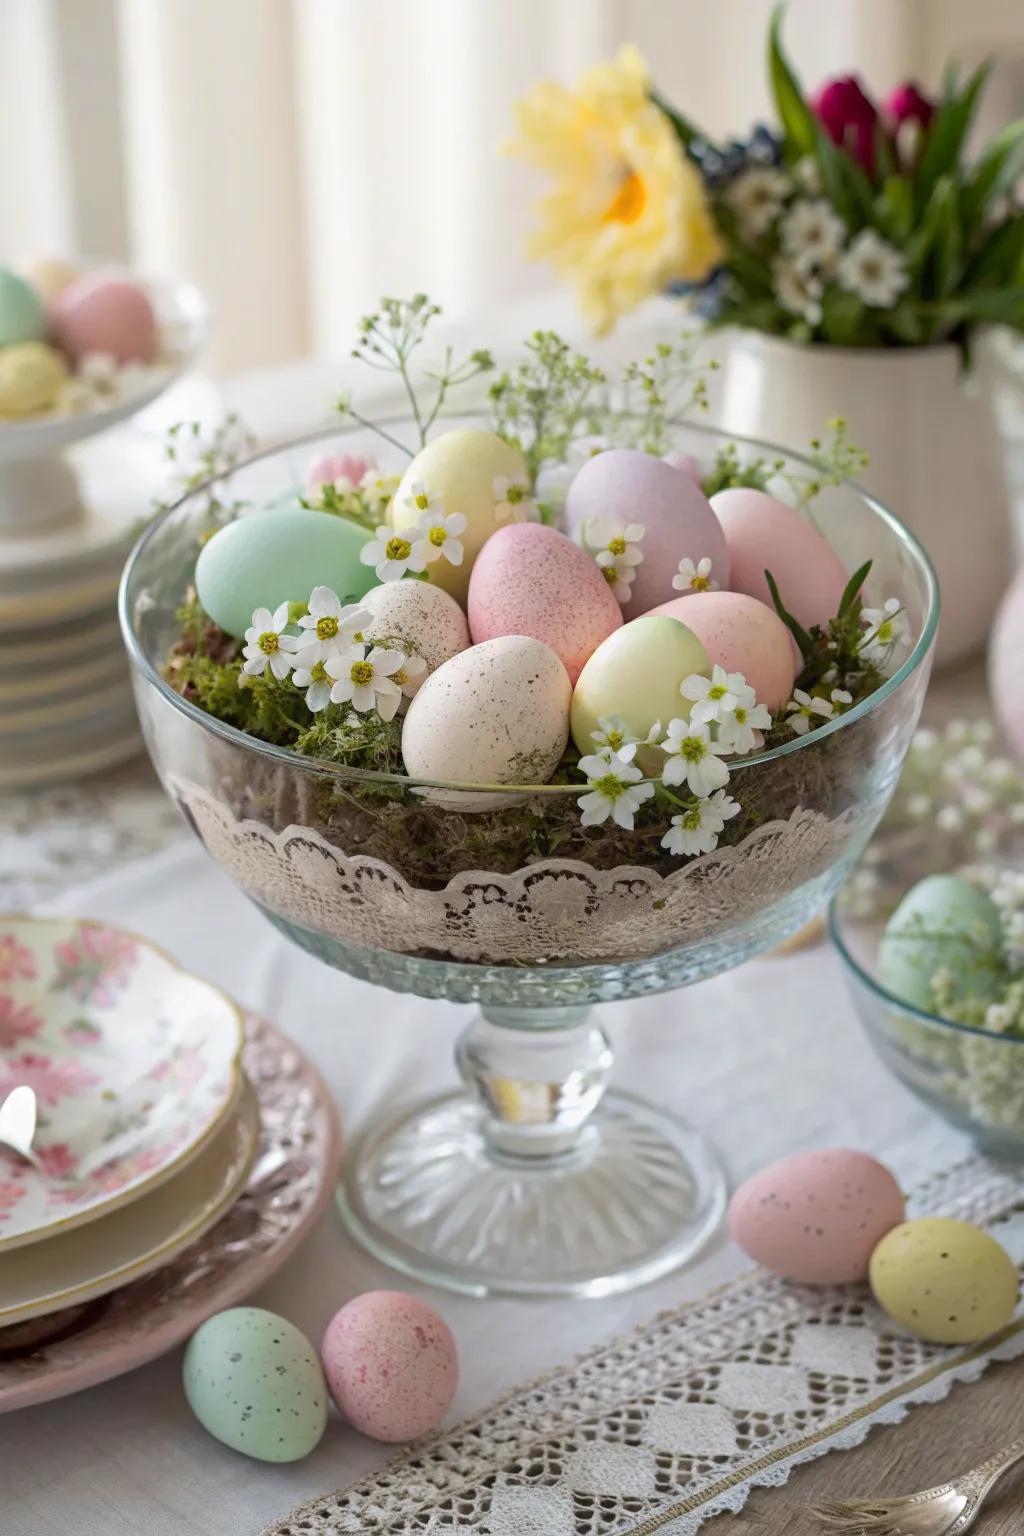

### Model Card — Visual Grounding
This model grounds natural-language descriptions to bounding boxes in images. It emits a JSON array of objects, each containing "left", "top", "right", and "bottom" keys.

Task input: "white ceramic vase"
[{"left": 717, "top": 330, "right": 1013, "bottom": 667}]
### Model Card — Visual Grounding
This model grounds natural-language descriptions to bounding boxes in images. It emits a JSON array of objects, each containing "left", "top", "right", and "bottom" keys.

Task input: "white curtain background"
[{"left": 1, "top": 0, "right": 1023, "bottom": 374}]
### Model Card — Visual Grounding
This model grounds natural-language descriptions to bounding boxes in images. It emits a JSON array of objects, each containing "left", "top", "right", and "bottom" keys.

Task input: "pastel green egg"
[
  {"left": 195, "top": 507, "right": 375, "bottom": 637},
  {"left": 389, "top": 428, "right": 529, "bottom": 605},
  {"left": 0, "top": 267, "right": 48, "bottom": 348},
  {"left": 869, "top": 1217, "right": 1018, "bottom": 1344},
  {"left": 183, "top": 1307, "right": 328, "bottom": 1462},
  {"left": 570, "top": 615, "right": 710, "bottom": 754},
  {"left": 877, "top": 874, "right": 1006, "bottom": 1015}
]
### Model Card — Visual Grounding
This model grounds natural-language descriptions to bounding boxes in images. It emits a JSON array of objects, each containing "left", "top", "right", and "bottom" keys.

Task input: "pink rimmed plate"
[{"left": 0, "top": 916, "right": 244, "bottom": 1252}]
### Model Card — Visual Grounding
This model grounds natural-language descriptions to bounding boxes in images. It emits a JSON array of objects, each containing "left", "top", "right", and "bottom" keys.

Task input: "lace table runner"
[{"left": 264, "top": 1154, "right": 1024, "bottom": 1536}]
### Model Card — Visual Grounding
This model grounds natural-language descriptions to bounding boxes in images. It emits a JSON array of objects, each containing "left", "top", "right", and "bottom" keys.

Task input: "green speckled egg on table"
[
  {"left": 195, "top": 507, "right": 375, "bottom": 637},
  {"left": 877, "top": 874, "right": 1006, "bottom": 1015},
  {"left": 183, "top": 1306, "right": 328, "bottom": 1462}
]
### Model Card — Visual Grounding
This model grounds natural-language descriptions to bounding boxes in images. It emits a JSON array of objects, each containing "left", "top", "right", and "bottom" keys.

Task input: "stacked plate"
[{"left": 0, "top": 915, "right": 255, "bottom": 1326}]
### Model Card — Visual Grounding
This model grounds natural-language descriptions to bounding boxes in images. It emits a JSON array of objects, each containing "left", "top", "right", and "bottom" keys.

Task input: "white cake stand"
[{"left": 0, "top": 274, "right": 209, "bottom": 531}]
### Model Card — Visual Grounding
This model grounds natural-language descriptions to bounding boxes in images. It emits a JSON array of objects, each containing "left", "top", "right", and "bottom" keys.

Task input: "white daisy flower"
[
  {"left": 785, "top": 689, "right": 835, "bottom": 736},
  {"left": 292, "top": 656, "right": 334, "bottom": 713},
  {"left": 838, "top": 230, "right": 909, "bottom": 309},
  {"left": 587, "top": 519, "right": 645, "bottom": 604},
  {"left": 660, "top": 718, "right": 731, "bottom": 797},
  {"left": 413, "top": 510, "right": 467, "bottom": 568},
  {"left": 773, "top": 256, "right": 824, "bottom": 325},
  {"left": 661, "top": 790, "right": 742, "bottom": 856},
  {"left": 241, "top": 602, "right": 297, "bottom": 680},
  {"left": 391, "top": 652, "right": 428, "bottom": 701},
  {"left": 576, "top": 750, "right": 655, "bottom": 831},
  {"left": 493, "top": 475, "right": 539, "bottom": 524},
  {"left": 359, "top": 526, "right": 427, "bottom": 583},
  {"left": 859, "top": 597, "right": 910, "bottom": 661},
  {"left": 725, "top": 166, "right": 791, "bottom": 236},
  {"left": 780, "top": 199, "right": 846, "bottom": 266},
  {"left": 359, "top": 471, "right": 401, "bottom": 519},
  {"left": 400, "top": 480, "right": 443, "bottom": 522},
  {"left": 716, "top": 698, "right": 772, "bottom": 755},
  {"left": 830, "top": 687, "right": 854, "bottom": 712},
  {"left": 294, "top": 587, "right": 372, "bottom": 663},
  {"left": 672, "top": 556, "right": 719, "bottom": 594},
  {"left": 598, "top": 557, "right": 638, "bottom": 604},
  {"left": 328, "top": 643, "right": 406, "bottom": 721},
  {"left": 680, "top": 666, "right": 753, "bottom": 726},
  {"left": 589, "top": 717, "right": 662, "bottom": 762}
]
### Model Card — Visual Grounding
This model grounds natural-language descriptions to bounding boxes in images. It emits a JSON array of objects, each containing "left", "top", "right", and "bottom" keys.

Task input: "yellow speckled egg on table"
[
  {"left": 869, "top": 1217, "right": 1019, "bottom": 1344},
  {"left": 389, "top": 428, "right": 530, "bottom": 605},
  {"left": 401, "top": 635, "right": 570, "bottom": 791},
  {"left": 570, "top": 616, "right": 709, "bottom": 755}
]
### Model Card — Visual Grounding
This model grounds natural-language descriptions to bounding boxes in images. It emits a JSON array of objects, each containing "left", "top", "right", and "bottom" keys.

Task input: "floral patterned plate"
[{"left": 0, "top": 917, "right": 243, "bottom": 1252}]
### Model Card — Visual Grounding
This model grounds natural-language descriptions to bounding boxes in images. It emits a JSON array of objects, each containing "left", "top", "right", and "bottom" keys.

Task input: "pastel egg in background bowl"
[
  {"left": 51, "top": 270, "right": 158, "bottom": 364},
  {"left": 728, "top": 1148, "right": 905, "bottom": 1285},
  {"left": 570, "top": 615, "right": 709, "bottom": 754},
  {"left": 710, "top": 488, "right": 849, "bottom": 632},
  {"left": 644, "top": 591, "right": 796, "bottom": 712},
  {"left": 0, "top": 267, "right": 49, "bottom": 347},
  {"left": 565, "top": 448, "right": 729, "bottom": 620},
  {"left": 389, "top": 428, "right": 529, "bottom": 606},
  {"left": 468, "top": 523, "right": 622, "bottom": 685}
]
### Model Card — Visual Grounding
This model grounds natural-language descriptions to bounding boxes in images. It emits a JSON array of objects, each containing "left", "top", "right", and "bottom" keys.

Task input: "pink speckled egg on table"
[
  {"left": 467, "top": 522, "right": 622, "bottom": 684},
  {"left": 644, "top": 591, "right": 796, "bottom": 711},
  {"left": 321, "top": 1291, "right": 459, "bottom": 1443},
  {"left": 565, "top": 448, "right": 729, "bottom": 620},
  {"left": 51, "top": 271, "right": 157, "bottom": 364},
  {"left": 710, "top": 488, "right": 848, "bottom": 633},
  {"left": 728, "top": 1148, "right": 905, "bottom": 1285}
]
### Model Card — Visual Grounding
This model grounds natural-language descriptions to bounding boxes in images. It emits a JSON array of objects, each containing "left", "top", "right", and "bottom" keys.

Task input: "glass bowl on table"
[{"left": 119, "top": 414, "right": 939, "bottom": 1298}]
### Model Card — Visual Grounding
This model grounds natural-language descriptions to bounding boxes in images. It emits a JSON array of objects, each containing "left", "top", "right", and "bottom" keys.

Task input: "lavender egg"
[{"left": 565, "top": 449, "right": 729, "bottom": 621}]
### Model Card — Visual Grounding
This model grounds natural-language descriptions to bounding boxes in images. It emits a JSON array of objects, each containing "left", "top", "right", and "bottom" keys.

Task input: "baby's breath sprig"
[
  {"left": 337, "top": 294, "right": 494, "bottom": 456},
  {"left": 158, "top": 414, "right": 258, "bottom": 535},
  {"left": 489, "top": 331, "right": 607, "bottom": 478},
  {"left": 619, "top": 331, "right": 717, "bottom": 456}
]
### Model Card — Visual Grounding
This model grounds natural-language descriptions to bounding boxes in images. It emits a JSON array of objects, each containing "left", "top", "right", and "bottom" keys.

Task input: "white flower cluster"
[
  {"left": 358, "top": 474, "right": 540, "bottom": 582},
  {"left": 576, "top": 664, "right": 773, "bottom": 856},
  {"left": 241, "top": 585, "right": 424, "bottom": 721}
]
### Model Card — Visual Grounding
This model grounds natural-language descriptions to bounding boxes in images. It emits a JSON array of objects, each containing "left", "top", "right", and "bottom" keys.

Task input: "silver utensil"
[
  {"left": 814, "top": 1433, "right": 1024, "bottom": 1534},
  {"left": 0, "top": 1085, "right": 41, "bottom": 1170}
]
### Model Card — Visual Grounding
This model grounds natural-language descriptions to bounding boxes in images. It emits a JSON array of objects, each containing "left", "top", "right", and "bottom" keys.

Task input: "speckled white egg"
[
  {"left": 322, "top": 1291, "right": 459, "bottom": 1443},
  {"left": 570, "top": 616, "right": 710, "bottom": 754},
  {"left": 565, "top": 448, "right": 729, "bottom": 620},
  {"left": 182, "top": 1307, "right": 328, "bottom": 1462},
  {"left": 710, "top": 488, "right": 849, "bottom": 632},
  {"left": 389, "top": 428, "right": 530, "bottom": 604},
  {"left": 401, "top": 636, "right": 570, "bottom": 785},
  {"left": 360, "top": 579, "right": 470, "bottom": 693}
]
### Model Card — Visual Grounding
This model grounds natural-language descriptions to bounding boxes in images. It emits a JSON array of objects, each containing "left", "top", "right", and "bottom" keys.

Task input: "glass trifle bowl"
[{"left": 120, "top": 414, "right": 938, "bottom": 1298}]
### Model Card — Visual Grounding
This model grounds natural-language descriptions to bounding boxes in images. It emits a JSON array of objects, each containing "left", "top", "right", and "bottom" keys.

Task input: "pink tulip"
[
  {"left": 883, "top": 81, "right": 935, "bottom": 132},
  {"left": 811, "top": 75, "right": 880, "bottom": 175},
  {"left": 305, "top": 452, "right": 375, "bottom": 497}
]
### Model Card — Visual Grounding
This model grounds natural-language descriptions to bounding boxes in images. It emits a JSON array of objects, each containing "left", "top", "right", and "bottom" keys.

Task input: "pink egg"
[
  {"left": 990, "top": 568, "right": 1024, "bottom": 761},
  {"left": 644, "top": 591, "right": 796, "bottom": 711},
  {"left": 663, "top": 449, "right": 702, "bottom": 480},
  {"left": 710, "top": 488, "right": 848, "bottom": 634},
  {"left": 565, "top": 448, "right": 729, "bottom": 621},
  {"left": 467, "top": 522, "right": 621, "bottom": 685},
  {"left": 321, "top": 1291, "right": 458, "bottom": 1443},
  {"left": 52, "top": 272, "right": 157, "bottom": 364},
  {"left": 728, "top": 1148, "right": 905, "bottom": 1285}
]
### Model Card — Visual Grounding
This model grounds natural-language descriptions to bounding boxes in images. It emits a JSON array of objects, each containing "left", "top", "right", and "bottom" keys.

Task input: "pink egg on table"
[
  {"left": 51, "top": 271, "right": 157, "bottom": 364},
  {"left": 565, "top": 448, "right": 729, "bottom": 621},
  {"left": 710, "top": 488, "right": 848, "bottom": 633},
  {"left": 321, "top": 1291, "right": 458, "bottom": 1443},
  {"left": 728, "top": 1148, "right": 905, "bottom": 1285},
  {"left": 644, "top": 591, "right": 796, "bottom": 711},
  {"left": 990, "top": 568, "right": 1024, "bottom": 761},
  {"left": 467, "top": 522, "right": 621, "bottom": 685}
]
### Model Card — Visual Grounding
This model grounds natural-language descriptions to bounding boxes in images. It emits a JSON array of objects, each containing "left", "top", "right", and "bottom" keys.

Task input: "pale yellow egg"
[
  {"left": 570, "top": 615, "right": 710, "bottom": 754},
  {"left": 0, "top": 341, "right": 69, "bottom": 418},
  {"left": 869, "top": 1217, "right": 1018, "bottom": 1344}
]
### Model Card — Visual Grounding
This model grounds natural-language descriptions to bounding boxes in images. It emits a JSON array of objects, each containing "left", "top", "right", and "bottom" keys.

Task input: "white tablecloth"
[{"left": 3, "top": 838, "right": 966, "bottom": 1535}]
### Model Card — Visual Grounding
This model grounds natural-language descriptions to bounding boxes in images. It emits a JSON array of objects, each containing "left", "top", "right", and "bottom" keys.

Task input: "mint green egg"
[
  {"left": 195, "top": 506, "right": 375, "bottom": 636},
  {"left": 0, "top": 268, "right": 48, "bottom": 347},
  {"left": 183, "top": 1307, "right": 328, "bottom": 1463},
  {"left": 877, "top": 874, "right": 1006, "bottom": 1015}
]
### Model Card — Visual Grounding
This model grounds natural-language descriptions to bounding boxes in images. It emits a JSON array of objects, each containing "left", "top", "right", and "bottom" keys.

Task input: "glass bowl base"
[{"left": 336, "top": 1088, "right": 727, "bottom": 1298}]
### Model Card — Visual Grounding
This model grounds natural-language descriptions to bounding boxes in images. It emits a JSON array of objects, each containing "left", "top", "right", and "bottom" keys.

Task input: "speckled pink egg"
[
  {"left": 644, "top": 591, "right": 796, "bottom": 711},
  {"left": 710, "top": 488, "right": 848, "bottom": 633},
  {"left": 565, "top": 448, "right": 729, "bottom": 621},
  {"left": 990, "top": 568, "right": 1024, "bottom": 761},
  {"left": 51, "top": 272, "right": 157, "bottom": 364},
  {"left": 321, "top": 1291, "right": 458, "bottom": 1443},
  {"left": 467, "top": 522, "right": 621, "bottom": 685},
  {"left": 728, "top": 1148, "right": 905, "bottom": 1285}
]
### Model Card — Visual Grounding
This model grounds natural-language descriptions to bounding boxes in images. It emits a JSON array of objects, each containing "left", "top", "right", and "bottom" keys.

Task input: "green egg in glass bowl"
[{"left": 830, "top": 720, "right": 1024, "bottom": 1159}]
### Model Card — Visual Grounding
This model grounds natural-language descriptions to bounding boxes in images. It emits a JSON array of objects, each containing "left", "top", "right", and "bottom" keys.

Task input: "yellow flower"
[{"left": 509, "top": 46, "right": 722, "bottom": 333}]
